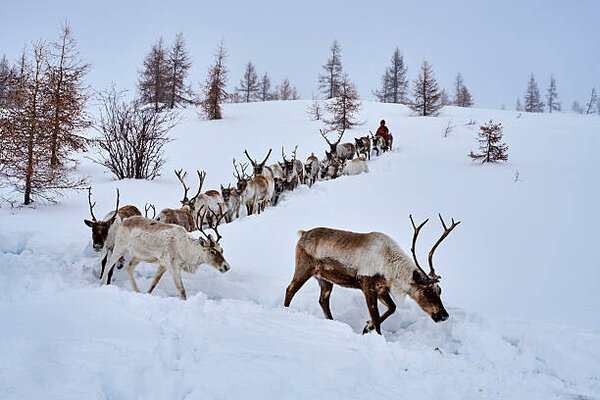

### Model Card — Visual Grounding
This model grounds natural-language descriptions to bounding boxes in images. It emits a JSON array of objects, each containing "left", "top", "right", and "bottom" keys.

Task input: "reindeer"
[
  {"left": 182, "top": 170, "right": 225, "bottom": 227},
  {"left": 304, "top": 153, "right": 320, "bottom": 187},
  {"left": 84, "top": 188, "right": 141, "bottom": 284},
  {"left": 355, "top": 136, "right": 371, "bottom": 160},
  {"left": 233, "top": 159, "right": 256, "bottom": 215},
  {"left": 154, "top": 170, "right": 197, "bottom": 232},
  {"left": 370, "top": 132, "right": 384, "bottom": 157},
  {"left": 320, "top": 151, "right": 343, "bottom": 180},
  {"left": 244, "top": 149, "right": 275, "bottom": 206},
  {"left": 220, "top": 183, "right": 241, "bottom": 223},
  {"left": 341, "top": 156, "right": 369, "bottom": 176},
  {"left": 281, "top": 146, "right": 303, "bottom": 191},
  {"left": 101, "top": 208, "right": 230, "bottom": 300},
  {"left": 284, "top": 215, "right": 460, "bottom": 334},
  {"left": 320, "top": 129, "right": 356, "bottom": 162}
]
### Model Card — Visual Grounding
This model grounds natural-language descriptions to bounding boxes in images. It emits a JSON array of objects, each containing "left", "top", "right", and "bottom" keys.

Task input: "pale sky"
[{"left": 3, "top": 0, "right": 599, "bottom": 109}]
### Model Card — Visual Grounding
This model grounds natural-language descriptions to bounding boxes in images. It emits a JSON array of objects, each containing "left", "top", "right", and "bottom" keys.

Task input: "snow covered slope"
[{"left": 1, "top": 101, "right": 599, "bottom": 399}]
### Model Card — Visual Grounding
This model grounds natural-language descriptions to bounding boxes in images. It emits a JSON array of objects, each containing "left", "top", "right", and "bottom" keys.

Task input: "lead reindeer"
[
  {"left": 101, "top": 208, "right": 230, "bottom": 300},
  {"left": 284, "top": 215, "right": 460, "bottom": 334},
  {"left": 84, "top": 188, "right": 141, "bottom": 284}
]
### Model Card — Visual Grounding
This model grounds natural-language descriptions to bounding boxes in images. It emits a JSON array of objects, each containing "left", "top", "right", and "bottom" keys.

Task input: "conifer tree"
[
  {"left": 469, "top": 120, "right": 508, "bottom": 163},
  {"left": 276, "top": 78, "right": 299, "bottom": 100},
  {"left": 166, "top": 32, "right": 193, "bottom": 109},
  {"left": 323, "top": 73, "right": 361, "bottom": 132},
  {"left": 236, "top": 62, "right": 260, "bottom": 102},
  {"left": 440, "top": 89, "right": 450, "bottom": 106},
  {"left": 0, "top": 54, "right": 14, "bottom": 107},
  {"left": 46, "top": 24, "right": 91, "bottom": 168},
  {"left": 585, "top": 87, "right": 598, "bottom": 115},
  {"left": 524, "top": 74, "right": 544, "bottom": 113},
  {"left": 373, "top": 47, "right": 408, "bottom": 103},
  {"left": 258, "top": 72, "right": 273, "bottom": 101},
  {"left": 571, "top": 101, "right": 583, "bottom": 114},
  {"left": 410, "top": 60, "right": 442, "bottom": 116},
  {"left": 546, "top": 75, "right": 561, "bottom": 113},
  {"left": 453, "top": 73, "right": 474, "bottom": 107},
  {"left": 516, "top": 98, "right": 523, "bottom": 111},
  {"left": 200, "top": 41, "right": 228, "bottom": 120},
  {"left": 318, "top": 40, "right": 343, "bottom": 99},
  {"left": 138, "top": 37, "right": 169, "bottom": 112}
]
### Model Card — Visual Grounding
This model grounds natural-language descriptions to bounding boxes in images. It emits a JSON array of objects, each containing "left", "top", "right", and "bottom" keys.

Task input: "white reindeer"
[
  {"left": 284, "top": 215, "right": 459, "bottom": 334},
  {"left": 341, "top": 156, "right": 369, "bottom": 176},
  {"left": 101, "top": 212, "right": 231, "bottom": 300}
]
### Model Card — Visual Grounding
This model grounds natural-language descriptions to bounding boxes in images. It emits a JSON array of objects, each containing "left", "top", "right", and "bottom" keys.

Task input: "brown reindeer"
[
  {"left": 244, "top": 149, "right": 275, "bottom": 207},
  {"left": 155, "top": 169, "right": 196, "bottom": 232},
  {"left": 233, "top": 159, "right": 256, "bottom": 215},
  {"left": 281, "top": 146, "right": 304, "bottom": 191},
  {"left": 284, "top": 215, "right": 460, "bottom": 334},
  {"left": 304, "top": 153, "right": 320, "bottom": 187},
  {"left": 355, "top": 136, "right": 371, "bottom": 160},
  {"left": 83, "top": 188, "right": 141, "bottom": 284}
]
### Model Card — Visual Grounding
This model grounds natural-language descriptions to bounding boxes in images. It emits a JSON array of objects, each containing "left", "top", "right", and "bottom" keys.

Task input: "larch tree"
[
  {"left": 166, "top": 32, "right": 193, "bottom": 109},
  {"left": 546, "top": 75, "right": 561, "bottom": 113},
  {"left": 0, "top": 54, "right": 14, "bottom": 107},
  {"left": 46, "top": 24, "right": 91, "bottom": 169},
  {"left": 258, "top": 72, "right": 273, "bottom": 101},
  {"left": 585, "top": 87, "right": 598, "bottom": 115},
  {"left": 373, "top": 47, "right": 408, "bottom": 104},
  {"left": 200, "top": 41, "right": 229, "bottom": 120},
  {"left": 571, "top": 101, "right": 583, "bottom": 114},
  {"left": 453, "top": 73, "right": 474, "bottom": 107},
  {"left": 318, "top": 40, "right": 343, "bottom": 99},
  {"left": 236, "top": 62, "right": 260, "bottom": 102},
  {"left": 276, "top": 78, "right": 299, "bottom": 100},
  {"left": 440, "top": 89, "right": 451, "bottom": 106},
  {"left": 323, "top": 73, "right": 361, "bottom": 132},
  {"left": 1, "top": 43, "right": 84, "bottom": 204},
  {"left": 410, "top": 60, "right": 443, "bottom": 116},
  {"left": 468, "top": 120, "right": 509, "bottom": 163},
  {"left": 524, "top": 74, "right": 544, "bottom": 113},
  {"left": 138, "top": 37, "right": 170, "bottom": 112}
]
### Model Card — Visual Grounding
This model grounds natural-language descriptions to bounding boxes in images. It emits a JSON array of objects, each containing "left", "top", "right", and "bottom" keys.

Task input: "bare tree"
[
  {"left": 1, "top": 43, "right": 85, "bottom": 204},
  {"left": 546, "top": 75, "right": 561, "bottom": 113},
  {"left": 323, "top": 73, "right": 361, "bottom": 132},
  {"left": 585, "top": 87, "right": 598, "bottom": 115},
  {"left": 318, "top": 40, "right": 343, "bottom": 99},
  {"left": 307, "top": 93, "right": 322, "bottom": 121},
  {"left": 166, "top": 32, "right": 193, "bottom": 109},
  {"left": 453, "top": 73, "right": 474, "bottom": 107},
  {"left": 236, "top": 61, "right": 260, "bottom": 102},
  {"left": 46, "top": 23, "right": 91, "bottom": 169},
  {"left": 138, "top": 37, "right": 169, "bottom": 112},
  {"left": 0, "top": 54, "right": 14, "bottom": 107},
  {"left": 469, "top": 120, "right": 508, "bottom": 163},
  {"left": 276, "top": 78, "right": 299, "bottom": 100},
  {"left": 571, "top": 100, "right": 583, "bottom": 114},
  {"left": 410, "top": 60, "right": 443, "bottom": 116},
  {"left": 92, "top": 87, "right": 177, "bottom": 180},
  {"left": 373, "top": 47, "right": 408, "bottom": 104},
  {"left": 440, "top": 89, "right": 450, "bottom": 106},
  {"left": 200, "top": 41, "right": 229, "bottom": 120}
]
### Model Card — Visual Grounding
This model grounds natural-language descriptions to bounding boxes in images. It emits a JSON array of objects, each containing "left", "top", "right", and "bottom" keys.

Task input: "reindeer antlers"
[
  {"left": 196, "top": 205, "right": 224, "bottom": 243},
  {"left": 175, "top": 169, "right": 190, "bottom": 204},
  {"left": 194, "top": 170, "right": 206, "bottom": 199},
  {"left": 409, "top": 214, "right": 460, "bottom": 282},
  {"left": 144, "top": 203, "right": 156, "bottom": 219},
  {"left": 427, "top": 214, "right": 461, "bottom": 281},
  {"left": 87, "top": 187, "right": 97, "bottom": 221},
  {"left": 108, "top": 188, "right": 120, "bottom": 223}
]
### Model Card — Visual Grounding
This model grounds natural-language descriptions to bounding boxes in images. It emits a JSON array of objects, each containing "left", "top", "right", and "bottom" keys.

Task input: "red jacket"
[{"left": 376, "top": 125, "right": 392, "bottom": 142}]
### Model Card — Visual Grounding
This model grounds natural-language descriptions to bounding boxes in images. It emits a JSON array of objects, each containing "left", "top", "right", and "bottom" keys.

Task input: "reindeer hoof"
[{"left": 362, "top": 320, "right": 375, "bottom": 334}]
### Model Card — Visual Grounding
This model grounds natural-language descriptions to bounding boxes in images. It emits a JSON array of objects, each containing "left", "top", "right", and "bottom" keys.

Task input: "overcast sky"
[{"left": 3, "top": 0, "right": 599, "bottom": 109}]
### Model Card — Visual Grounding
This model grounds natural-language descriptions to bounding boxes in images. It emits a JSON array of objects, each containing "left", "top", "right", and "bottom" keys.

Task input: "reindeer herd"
[{"left": 83, "top": 128, "right": 461, "bottom": 334}]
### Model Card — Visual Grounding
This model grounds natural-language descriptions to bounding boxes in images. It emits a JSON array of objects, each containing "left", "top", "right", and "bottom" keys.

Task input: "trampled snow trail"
[{"left": 1, "top": 102, "right": 599, "bottom": 399}]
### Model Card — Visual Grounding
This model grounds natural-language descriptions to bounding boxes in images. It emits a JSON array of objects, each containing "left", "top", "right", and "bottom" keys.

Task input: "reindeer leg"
[
  {"left": 284, "top": 249, "right": 315, "bottom": 307},
  {"left": 377, "top": 290, "right": 397, "bottom": 325},
  {"left": 147, "top": 265, "right": 167, "bottom": 294},
  {"left": 126, "top": 257, "right": 142, "bottom": 293},
  {"left": 318, "top": 279, "right": 334, "bottom": 320},
  {"left": 171, "top": 267, "right": 187, "bottom": 300},
  {"left": 101, "top": 247, "right": 123, "bottom": 285},
  {"left": 359, "top": 277, "right": 381, "bottom": 334}
]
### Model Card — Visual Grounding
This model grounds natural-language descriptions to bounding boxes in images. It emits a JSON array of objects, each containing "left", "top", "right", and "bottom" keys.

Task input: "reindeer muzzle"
[
  {"left": 219, "top": 262, "right": 231, "bottom": 273},
  {"left": 432, "top": 309, "right": 449, "bottom": 322}
]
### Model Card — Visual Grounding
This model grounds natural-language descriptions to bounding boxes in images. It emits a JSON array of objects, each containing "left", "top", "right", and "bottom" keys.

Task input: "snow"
[{"left": 1, "top": 101, "right": 599, "bottom": 399}]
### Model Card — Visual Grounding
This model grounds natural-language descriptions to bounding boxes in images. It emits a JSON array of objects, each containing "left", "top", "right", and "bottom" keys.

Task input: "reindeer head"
[
  {"left": 233, "top": 159, "right": 250, "bottom": 194},
  {"left": 83, "top": 188, "right": 120, "bottom": 252},
  {"left": 406, "top": 214, "right": 460, "bottom": 323},
  {"left": 196, "top": 206, "right": 230, "bottom": 273},
  {"left": 220, "top": 184, "right": 236, "bottom": 203},
  {"left": 320, "top": 129, "right": 344, "bottom": 154},
  {"left": 244, "top": 149, "right": 272, "bottom": 176},
  {"left": 281, "top": 146, "right": 297, "bottom": 177}
]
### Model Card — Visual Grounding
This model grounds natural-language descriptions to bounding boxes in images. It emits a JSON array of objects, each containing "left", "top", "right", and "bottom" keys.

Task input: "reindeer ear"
[
  {"left": 412, "top": 270, "right": 427, "bottom": 285},
  {"left": 84, "top": 219, "right": 94, "bottom": 227}
]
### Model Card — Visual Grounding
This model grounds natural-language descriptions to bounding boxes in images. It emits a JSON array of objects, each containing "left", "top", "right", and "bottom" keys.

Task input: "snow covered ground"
[{"left": 1, "top": 101, "right": 599, "bottom": 399}]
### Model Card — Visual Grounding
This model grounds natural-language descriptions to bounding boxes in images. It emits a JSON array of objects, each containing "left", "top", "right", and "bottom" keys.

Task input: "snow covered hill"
[{"left": 1, "top": 101, "right": 599, "bottom": 399}]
